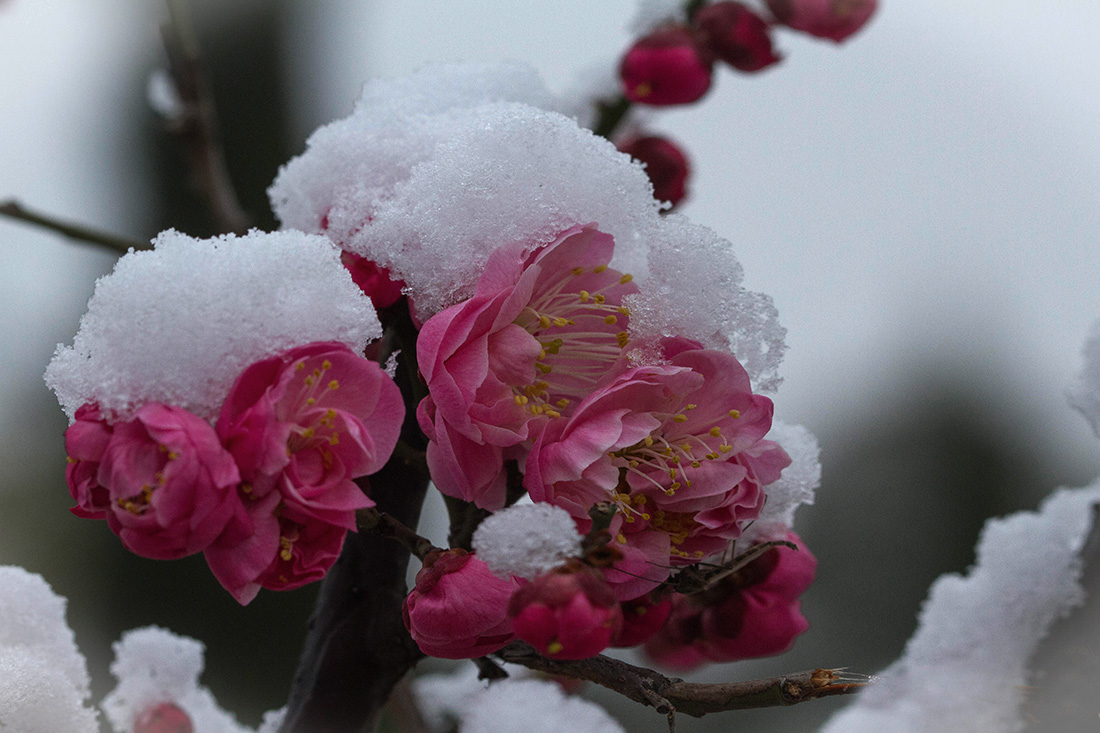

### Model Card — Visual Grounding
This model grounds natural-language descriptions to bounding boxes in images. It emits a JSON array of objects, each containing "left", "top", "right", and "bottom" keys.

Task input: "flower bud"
[
  {"left": 620, "top": 27, "right": 713, "bottom": 106},
  {"left": 694, "top": 2, "right": 781, "bottom": 73},
  {"left": 612, "top": 593, "right": 672, "bottom": 648},
  {"left": 133, "top": 702, "right": 193, "bottom": 733},
  {"left": 508, "top": 565, "right": 622, "bottom": 659},
  {"left": 765, "top": 0, "right": 877, "bottom": 43},
  {"left": 617, "top": 136, "right": 690, "bottom": 208},
  {"left": 403, "top": 549, "right": 521, "bottom": 659}
]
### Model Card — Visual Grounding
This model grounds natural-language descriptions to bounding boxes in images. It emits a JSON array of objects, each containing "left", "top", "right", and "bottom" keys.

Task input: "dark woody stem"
[
  {"left": 357, "top": 508, "right": 438, "bottom": 561},
  {"left": 0, "top": 199, "right": 148, "bottom": 254}
]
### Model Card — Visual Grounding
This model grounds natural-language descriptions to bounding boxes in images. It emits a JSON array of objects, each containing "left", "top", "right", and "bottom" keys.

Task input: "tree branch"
[
  {"left": 357, "top": 507, "right": 438, "bottom": 561},
  {"left": 161, "top": 0, "right": 252, "bottom": 235},
  {"left": 0, "top": 199, "right": 147, "bottom": 253},
  {"left": 496, "top": 641, "right": 868, "bottom": 719}
]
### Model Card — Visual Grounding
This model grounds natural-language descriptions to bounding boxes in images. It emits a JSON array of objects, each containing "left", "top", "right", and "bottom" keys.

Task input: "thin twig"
[
  {"left": 0, "top": 199, "right": 147, "bottom": 253},
  {"left": 496, "top": 642, "right": 868, "bottom": 719},
  {"left": 357, "top": 507, "right": 439, "bottom": 561},
  {"left": 161, "top": 0, "right": 251, "bottom": 234}
]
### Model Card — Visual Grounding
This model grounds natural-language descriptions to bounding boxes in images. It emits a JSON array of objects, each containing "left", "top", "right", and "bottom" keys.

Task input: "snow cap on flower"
[
  {"left": 0, "top": 567, "right": 97, "bottom": 732},
  {"left": 740, "top": 421, "right": 819, "bottom": 543},
  {"left": 461, "top": 678, "right": 626, "bottom": 733},
  {"left": 101, "top": 627, "right": 252, "bottom": 733},
  {"left": 766, "top": 0, "right": 877, "bottom": 43},
  {"left": 1068, "top": 318, "right": 1100, "bottom": 439},
  {"left": 403, "top": 549, "right": 522, "bottom": 659},
  {"left": 620, "top": 26, "right": 713, "bottom": 106},
  {"left": 46, "top": 229, "right": 379, "bottom": 422},
  {"left": 472, "top": 503, "right": 584, "bottom": 580}
]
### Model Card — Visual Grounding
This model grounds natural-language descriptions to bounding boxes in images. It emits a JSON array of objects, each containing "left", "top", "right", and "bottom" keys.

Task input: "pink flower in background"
[
  {"left": 64, "top": 402, "right": 113, "bottom": 519},
  {"left": 95, "top": 403, "right": 242, "bottom": 560},
  {"left": 403, "top": 549, "right": 522, "bottom": 659},
  {"left": 765, "top": 0, "right": 877, "bottom": 43},
  {"left": 694, "top": 2, "right": 782, "bottom": 72},
  {"left": 509, "top": 565, "right": 623, "bottom": 659},
  {"left": 526, "top": 338, "right": 785, "bottom": 591},
  {"left": 620, "top": 26, "right": 713, "bottom": 105},
  {"left": 417, "top": 224, "right": 638, "bottom": 509},
  {"left": 612, "top": 592, "right": 673, "bottom": 648},
  {"left": 645, "top": 534, "right": 816, "bottom": 670}
]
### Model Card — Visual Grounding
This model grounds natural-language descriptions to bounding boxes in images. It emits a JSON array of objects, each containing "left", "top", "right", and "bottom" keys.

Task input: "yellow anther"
[
  {"left": 530, "top": 405, "right": 545, "bottom": 415},
  {"left": 641, "top": 513, "right": 651, "bottom": 520},
  {"left": 295, "top": 362, "right": 306, "bottom": 371},
  {"left": 673, "top": 414, "right": 687, "bottom": 423},
  {"left": 709, "top": 426, "right": 722, "bottom": 437},
  {"left": 628, "top": 460, "right": 639, "bottom": 468},
  {"left": 548, "top": 640, "right": 565, "bottom": 655},
  {"left": 514, "top": 395, "right": 529, "bottom": 406},
  {"left": 690, "top": 461, "right": 701, "bottom": 468},
  {"left": 545, "top": 410, "right": 562, "bottom": 418},
  {"left": 643, "top": 435, "right": 654, "bottom": 446},
  {"left": 556, "top": 398, "right": 570, "bottom": 408},
  {"left": 693, "top": 551, "right": 705, "bottom": 558},
  {"left": 304, "top": 376, "right": 315, "bottom": 387},
  {"left": 306, "top": 397, "right": 316, "bottom": 406},
  {"left": 166, "top": 450, "right": 181, "bottom": 460},
  {"left": 66, "top": 456, "right": 78, "bottom": 464},
  {"left": 729, "top": 409, "right": 741, "bottom": 419},
  {"left": 552, "top": 317, "right": 570, "bottom": 327},
  {"left": 539, "top": 315, "right": 551, "bottom": 329},
  {"left": 706, "top": 453, "right": 719, "bottom": 460},
  {"left": 579, "top": 290, "right": 591, "bottom": 302},
  {"left": 685, "top": 404, "right": 697, "bottom": 410},
  {"left": 616, "top": 332, "right": 630, "bottom": 348},
  {"left": 603, "top": 315, "right": 617, "bottom": 325},
  {"left": 669, "top": 469, "right": 677, "bottom": 479},
  {"left": 593, "top": 264, "right": 608, "bottom": 273},
  {"left": 669, "top": 482, "right": 681, "bottom": 491},
  {"left": 617, "top": 306, "right": 631, "bottom": 315},
  {"left": 313, "top": 368, "right": 322, "bottom": 378},
  {"left": 680, "top": 443, "right": 692, "bottom": 452},
  {"left": 329, "top": 379, "right": 340, "bottom": 390},
  {"left": 300, "top": 427, "right": 315, "bottom": 439},
  {"left": 670, "top": 456, "right": 681, "bottom": 464},
  {"left": 325, "top": 408, "right": 337, "bottom": 420},
  {"left": 634, "top": 495, "right": 647, "bottom": 505},
  {"left": 619, "top": 273, "right": 633, "bottom": 284},
  {"left": 536, "top": 381, "right": 550, "bottom": 391},
  {"left": 625, "top": 515, "right": 635, "bottom": 523},
  {"left": 616, "top": 533, "right": 627, "bottom": 544},
  {"left": 720, "top": 444, "right": 733, "bottom": 453},
  {"left": 594, "top": 294, "right": 606, "bottom": 304},
  {"left": 329, "top": 434, "right": 340, "bottom": 446},
  {"left": 537, "top": 363, "right": 553, "bottom": 374},
  {"left": 321, "top": 359, "right": 332, "bottom": 371},
  {"left": 571, "top": 267, "right": 584, "bottom": 276},
  {"left": 241, "top": 483, "right": 253, "bottom": 494}
]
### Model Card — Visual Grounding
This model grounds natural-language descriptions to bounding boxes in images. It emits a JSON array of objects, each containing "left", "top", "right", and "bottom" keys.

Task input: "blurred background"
[{"left": 1, "top": 1, "right": 1098, "bottom": 730}]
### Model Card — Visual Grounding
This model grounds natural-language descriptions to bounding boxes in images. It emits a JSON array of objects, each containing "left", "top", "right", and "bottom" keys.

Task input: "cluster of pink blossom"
[
  {"left": 398, "top": 221, "right": 814, "bottom": 664},
  {"left": 64, "top": 342, "right": 403, "bottom": 604}
]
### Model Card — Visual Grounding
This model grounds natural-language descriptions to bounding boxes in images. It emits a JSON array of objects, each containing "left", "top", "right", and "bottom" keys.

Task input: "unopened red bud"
[
  {"left": 620, "top": 27, "right": 713, "bottom": 106},
  {"left": 618, "top": 136, "right": 690, "bottom": 208},
  {"left": 694, "top": 2, "right": 781, "bottom": 73},
  {"left": 134, "top": 702, "right": 193, "bottom": 733},
  {"left": 765, "top": 0, "right": 877, "bottom": 43}
]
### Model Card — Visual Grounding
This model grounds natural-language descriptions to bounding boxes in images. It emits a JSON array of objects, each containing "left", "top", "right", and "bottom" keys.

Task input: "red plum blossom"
[
  {"left": 694, "top": 2, "right": 781, "bottom": 72},
  {"left": 620, "top": 26, "right": 713, "bottom": 106},
  {"left": 403, "top": 549, "right": 522, "bottom": 659},
  {"left": 765, "top": 0, "right": 877, "bottom": 43},
  {"left": 417, "top": 224, "right": 637, "bottom": 509},
  {"left": 66, "top": 402, "right": 242, "bottom": 561},
  {"left": 509, "top": 565, "right": 623, "bottom": 659},
  {"left": 612, "top": 593, "right": 673, "bottom": 648},
  {"left": 645, "top": 534, "right": 816, "bottom": 670},
  {"left": 525, "top": 338, "right": 788, "bottom": 598},
  {"left": 617, "top": 135, "right": 690, "bottom": 208}
]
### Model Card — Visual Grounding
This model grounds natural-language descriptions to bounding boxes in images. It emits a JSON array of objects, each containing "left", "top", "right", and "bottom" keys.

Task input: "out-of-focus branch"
[
  {"left": 161, "top": 0, "right": 251, "bottom": 235},
  {"left": 0, "top": 199, "right": 147, "bottom": 253},
  {"left": 357, "top": 507, "right": 438, "bottom": 562},
  {"left": 496, "top": 641, "right": 868, "bottom": 722}
]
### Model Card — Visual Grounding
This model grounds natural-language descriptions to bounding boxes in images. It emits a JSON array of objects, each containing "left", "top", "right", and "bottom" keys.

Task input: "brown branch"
[
  {"left": 0, "top": 199, "right": 147, "bottom": 253},
  {"left": 496, "top": 641, "right": 867, "bottom": 720},
  {"left": 161, "top": 0, "right": 251, "bottom": 235},
  {"left": 357, "top": 507, "right": 439, "bottom": 561}
]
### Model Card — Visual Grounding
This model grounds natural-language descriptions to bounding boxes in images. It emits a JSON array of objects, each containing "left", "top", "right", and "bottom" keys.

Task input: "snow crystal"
[
  {"left": 741, "top": 421, "right": 819, "bottom": 544},
  {"left": 624, "top": 214, "right": 787, "bottom": 391},
  {"left": 412, "top": 663, "right": 485, "bottom": 731},
  {"left": 45, "top": 229, "right": 379, "bottom": 422},
  {"left": 821, "top": 482, "right": 1100, "bottom": 733},
  {"left": 102, "top": 626, "right": 251, "bottom": 733},
  {"left": 629, "top": 0, "right": 688, "bottom": 35},
  {"left": 271, "top": 64, "right": 785, "bottom": 386},
  {"left": 1067, "top": 318, "right": 1100, "bottom": 439},
  {"left": 0, "top": 566, "right": 97, "bottom": 732},
  {"left": 472, "top": 504, "right": 583, "bottom": 580},
  {"left": 462, "top": 678, "right": 625, "bottom": 733}
]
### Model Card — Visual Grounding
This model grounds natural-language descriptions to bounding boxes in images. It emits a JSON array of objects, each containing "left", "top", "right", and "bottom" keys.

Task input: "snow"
[
  {"left": 629, "top": 0, "right": 688, "bottom": 35},
  {"left": 821, "top": 482, "right": 1100, "bottom": 733},
  {"left": 462, "top": 678, "right": 626, "bottom": 733},
  {"left": 472, "top": 503, "right": 584, "bottom": 580},
  {"left": 741, "top": 421, "right": 819, "bottom": 544},
  {"left": 0, "top": 566, "right": 98, "bottom": 732},
  {"left": 45, "top": 229, "right": 379, "bottom": 422},
  {"left": 101, "top": 626, "right": 252, "bottom": 733},
  {"left": 1067, "top": 318, "right": 1100, "bottom": 439}
]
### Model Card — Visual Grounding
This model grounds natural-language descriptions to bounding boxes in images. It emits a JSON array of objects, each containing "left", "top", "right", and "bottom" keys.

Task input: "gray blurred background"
[{"left": 1, "top": 1, "right": 1098, "bottom": 730}]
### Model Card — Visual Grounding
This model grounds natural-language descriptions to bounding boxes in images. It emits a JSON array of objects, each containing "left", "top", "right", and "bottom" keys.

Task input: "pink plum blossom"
[
  {"left": 207, "top": 341, "right": 404, "bottom": 604},
  {"left": 64, "top": 402, "right": 113, "bottom": 519},
  {"left": 644, "top": 534, "right": 817, "bottom": 670},
  {"left": 340, "top": 251, "right": 406, "bottom": 310},
  {"left": 620, "top": 26, "right": 714, "bottom": 106},
  {"left": 508, "top": 564, "right": 623, "bottom": 659},
  {"left": 416, "top": 224, "right": 638, "bottom": 509},
  {"left": 403, "top": 549, "right": 522, "bottom": 659},
  {"left": 765, "top": 0, "right": 877, "bottom": 43},
  {"left": 525, "top": 338, "right": 789, "bottom": 599},
  {"left": 78, "top": 403, "right": 242, "bottom": 561}
]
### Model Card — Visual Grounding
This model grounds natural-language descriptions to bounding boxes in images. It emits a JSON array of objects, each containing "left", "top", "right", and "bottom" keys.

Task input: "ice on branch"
[
  {"left": 0, "top": 567, "right": 98, "bottom": 732},
  {"left": 823, "top": 482, "right": 1100, "bottom": 733},
  {"left": 45, "top": 229, "right": 379, "bottom": 422},
  {"left": 472, "top": 504, "right": 583, "bottom": 580},
  {"left": 741, "top": 421, "right": 819, "bottom": 543},
  {"left": 101, "top": 627, "right": 252, "bottom": 733},
  {"left": 461, "top": 678, "right": 626, "bottom": 733},
  {"left": 1067, "top": 318, "right": 1100, "bottom": 439}
]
